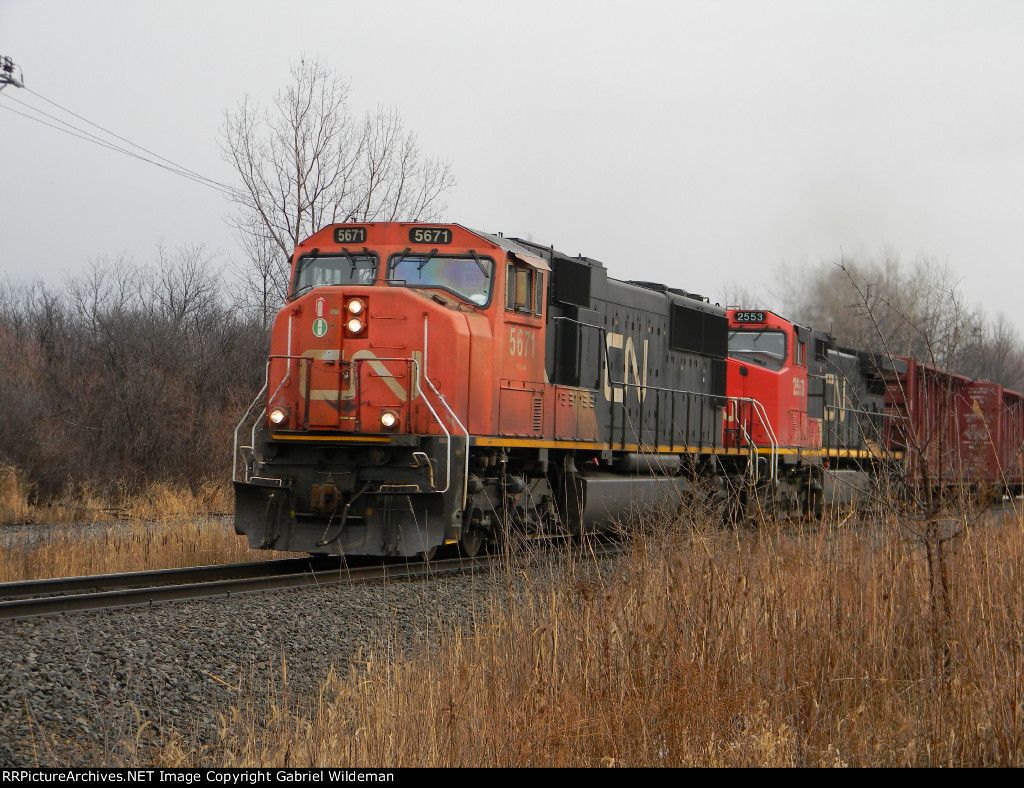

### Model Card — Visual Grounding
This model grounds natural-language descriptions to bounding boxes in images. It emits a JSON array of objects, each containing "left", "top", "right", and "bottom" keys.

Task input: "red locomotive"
[
  {"left": 724, "top": 310, "right": 1024, "bottom": 510},
  {"left": 233, "top": 222, "right": 1024, "bottom": 557}
]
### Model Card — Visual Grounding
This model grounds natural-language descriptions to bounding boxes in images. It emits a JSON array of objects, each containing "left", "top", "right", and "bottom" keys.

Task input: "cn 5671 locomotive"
[
  {"left": 233, "top": 223, "right": 737, "bottom": 557},
  {"left": 233, "top": 222, "right": 1024, "bottom": 557}
]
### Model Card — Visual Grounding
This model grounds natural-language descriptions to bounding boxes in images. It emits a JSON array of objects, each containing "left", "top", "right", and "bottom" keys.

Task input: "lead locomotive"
[{"left": 233, "top": 223, "right": 731, "bottom": 557}]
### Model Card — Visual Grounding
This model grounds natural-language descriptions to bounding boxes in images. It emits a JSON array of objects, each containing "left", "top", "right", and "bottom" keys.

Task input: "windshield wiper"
[
  {"left": 390, "top": 247, "right": 413, "bottom": 274},
  {"left": 732, "top": 350, "right": 780, "bottom": 363},
  {"left": 416, "top": 248, "right": 439, "bottom": 272},
  {"left": 291, "top": 248, "right": 319, "bottom": 299},
  {"left": 340, "top": 246, "right": 375, "bottom": 274},
  {"left": 468, "top": 250, "right": 490, "bottom": 278}
]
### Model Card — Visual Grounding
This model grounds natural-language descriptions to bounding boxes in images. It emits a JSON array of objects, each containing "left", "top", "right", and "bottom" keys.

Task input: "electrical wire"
[
  {"left": 0, "top": 87, "right": 245, "bottom": 199},
  {"left": 24, "top": 86, "right": 240, "bottom": 193}
]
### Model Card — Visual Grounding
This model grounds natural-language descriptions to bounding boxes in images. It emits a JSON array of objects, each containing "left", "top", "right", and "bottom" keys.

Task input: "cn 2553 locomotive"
[{"left": 233, "top": 222, "right": 1024, "bottom": 557}]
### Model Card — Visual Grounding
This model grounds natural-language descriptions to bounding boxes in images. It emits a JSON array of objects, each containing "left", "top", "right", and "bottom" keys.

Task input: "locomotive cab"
[
  {"left": 725, "top": 309, "right": 819, "bottom": 450},
  {"left": 725, "top": 307, "right": 902, "bottom": 513},
  {"left": 234, "top": 223, "right": 555, "bottom": 557}
]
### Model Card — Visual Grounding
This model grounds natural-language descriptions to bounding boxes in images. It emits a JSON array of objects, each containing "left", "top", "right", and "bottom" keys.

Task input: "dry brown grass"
[
  {"left": 154, "top": 507, "right": 1024, "bottom": 768},
  {"left": 0, "top": 464, "right": 233, "bottom": 527},
  {"left": 0, "top": 464, "right": 32, "bottom": 525},
  {"left": 0, "top": 468, "right": 290, "bottom": 581},
  {"left": 0, "top": 517, "right": 295, "bottom": 583}
]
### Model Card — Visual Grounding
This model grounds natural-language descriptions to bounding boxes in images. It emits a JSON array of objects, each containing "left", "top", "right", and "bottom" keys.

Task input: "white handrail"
[
  {"left": 423, "top": 315, "right": 470, "bottom": 508},
  {"left": 233, "top": 378, "right": 268, "bottom": 483},
  {"left": 726, "top": 396, "right": 779, "bottom": 484}
]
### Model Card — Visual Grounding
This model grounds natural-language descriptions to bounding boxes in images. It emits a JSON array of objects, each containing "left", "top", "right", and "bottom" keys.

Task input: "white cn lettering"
[{"left": 603, "top": 332, "right": 648, "bottom": 404}]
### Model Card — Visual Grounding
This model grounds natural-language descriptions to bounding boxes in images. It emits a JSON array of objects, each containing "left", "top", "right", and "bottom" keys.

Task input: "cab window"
[
  {"left": 291, "top": 253, "right": 378, "bottom": 299},
  {"left": 728, "top": 330, "right": 787, "bottom": 361},
  {"left": 387, "top": 253, "right": 494, "bottom": 306},
  {"left": 506, "top": 263, "right": 544, "bottom": 317}
]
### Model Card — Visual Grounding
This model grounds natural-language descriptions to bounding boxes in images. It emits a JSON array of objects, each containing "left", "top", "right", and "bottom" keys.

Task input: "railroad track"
[
  {"left": 0, "top": 554, "right": 490, "bottom": 622},
  {"left": 0, "top": 539, "right": 624, "bottom": 622}
]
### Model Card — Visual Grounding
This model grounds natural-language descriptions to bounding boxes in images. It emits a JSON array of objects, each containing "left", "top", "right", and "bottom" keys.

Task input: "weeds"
[
  {"left": 146, "top": 505, "right": 1024, "bottom": 767},
  {"left": 0, "top": 464, "right": 233, "bottom": 528},
  {"left": 0, "top": 472, "right": 289, "bottom": 582},
  {"left": 5, "top": 458, "right": 1021, "bottom": 766}
]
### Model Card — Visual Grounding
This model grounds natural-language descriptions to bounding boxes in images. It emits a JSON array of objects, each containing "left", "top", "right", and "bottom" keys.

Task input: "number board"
[
  {"left": 409, "top": 227, "right": 453, "bottom": 245},
  {"left": 333, "top": 227, "right": 367, "bottom": 244},
  {"left": 734, "top": 311, "right": 767, "bottom": 324}
]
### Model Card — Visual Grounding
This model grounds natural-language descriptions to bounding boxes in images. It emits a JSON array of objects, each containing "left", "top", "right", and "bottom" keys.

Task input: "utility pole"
[{"left": 1, "top": 55, "right": 25, "bottom": 91}]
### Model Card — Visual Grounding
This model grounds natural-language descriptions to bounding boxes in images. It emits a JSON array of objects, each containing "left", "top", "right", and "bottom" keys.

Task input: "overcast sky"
[{"left": 2, "top": 1, "right": 1023, "bottom": 327}]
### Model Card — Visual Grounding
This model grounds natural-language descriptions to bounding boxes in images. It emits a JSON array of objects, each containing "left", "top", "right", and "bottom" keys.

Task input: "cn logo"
[
  {"left": 602, "top": 332, "right": 648, "bottom": 403},
  {"left": 312, "top": 297, "right": 328, "bottom": 338}
]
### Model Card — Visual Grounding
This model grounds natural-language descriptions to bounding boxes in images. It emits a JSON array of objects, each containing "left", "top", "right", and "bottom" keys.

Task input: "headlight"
[
  {"left": 380, "top": 410, "right": 398, "bottom": 429},
  {"left": 269, "top": 407, "right": 289, "bottom": 425},
  {"left": 346, "top": 317, "right": 364, "bottom": 334},
  {"left": 347, "top": 298, "right": 365, "bottom": 316}
]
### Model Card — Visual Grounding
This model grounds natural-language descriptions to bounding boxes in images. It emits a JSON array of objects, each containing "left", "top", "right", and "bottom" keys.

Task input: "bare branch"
[{"left": 219, "top": 60, "right": 456, "bottom": 318}]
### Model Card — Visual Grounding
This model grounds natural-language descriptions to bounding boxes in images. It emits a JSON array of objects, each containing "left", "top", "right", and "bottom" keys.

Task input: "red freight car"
[
  {"left": 962, "top": 382, "right": 1024, "bottom": 493},
  {"left": 886, "top": 358, "right": 981, "bottom": 489}
]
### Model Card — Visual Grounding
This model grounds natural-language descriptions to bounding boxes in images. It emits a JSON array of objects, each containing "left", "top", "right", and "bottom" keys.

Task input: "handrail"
[
  {"left": 422, "top": 315, "right": 470, "bottom": 507},
  {"left": 233, "top": 380, "right": 268, "bottom": 483},
  {"left": 609, "top": 374, "right": 778, "bottom": 484},
  {"left": 726, "top": 396, "right": 779, "bottom": 483},
  {"left": 239, "top": 343, "right": 463, "bottom": 500},
  {"left": 726, "top": 400, "right": 760, "bottom": 481}
]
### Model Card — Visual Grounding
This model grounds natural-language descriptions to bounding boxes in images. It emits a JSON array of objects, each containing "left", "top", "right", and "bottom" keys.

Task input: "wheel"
[
  {"left": 496, "top": 507, "right": 532, "bottom": 555},
  {"left": 459, "top": 527, "right": 487, "bottom": 557}
]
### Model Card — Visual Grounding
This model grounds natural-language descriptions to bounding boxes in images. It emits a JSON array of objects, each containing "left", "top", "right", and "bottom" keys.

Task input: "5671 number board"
[
  {"left": 410, "top": 227, "right": 453, "bottom": 244},
  {"left": 333, "top": 227, "right": 367, "bottom": 244}
]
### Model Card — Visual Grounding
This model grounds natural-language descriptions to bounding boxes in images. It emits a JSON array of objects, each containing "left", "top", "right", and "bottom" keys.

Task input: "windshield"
[
  {"left": 728, "top": 330, "right": 787, "bottom": 361},
  {"left": 388, "top": 253, "right": 494, "bottom": 306},
  {"left": 292, "top": 254, "right": 377, "bottom": 298}
]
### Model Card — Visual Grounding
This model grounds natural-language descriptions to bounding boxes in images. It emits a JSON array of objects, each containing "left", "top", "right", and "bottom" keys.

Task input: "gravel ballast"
[{"left": 0, "top": 564, "right": 509, "bottom": 766}]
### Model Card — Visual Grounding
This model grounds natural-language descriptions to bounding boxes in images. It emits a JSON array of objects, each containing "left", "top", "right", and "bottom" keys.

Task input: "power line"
[
  {"left": 0, "top": 74, "right": 245, "bottom": 199},
  {"left": 0, "top": 100, "right": 241, "bottom": 198},
  {"left": 0, "top": 93, "right": 241, "bottom": 198},
  {"left": 24, "top": 86, "right": 241, "bottom": 194}
]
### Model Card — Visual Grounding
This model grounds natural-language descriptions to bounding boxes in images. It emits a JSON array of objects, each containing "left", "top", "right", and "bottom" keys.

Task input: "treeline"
[
  {"left": 0, "top": 245, "right": 267, "bottom": 501},
  {"left": 5, "top": 243, "right": 1022, "bottom": 505},
  {"left": 728, "top": 252, "right": 1024, "bottom": 392}
]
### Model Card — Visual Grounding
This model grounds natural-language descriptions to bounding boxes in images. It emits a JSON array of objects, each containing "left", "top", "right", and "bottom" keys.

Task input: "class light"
[
  {"left": 347, "top": 298, "right": 365, "bottom": 315},
  {"left": 346, "top": 317, "right": 364, "bottom": 334},
  {"left": 269, "top": 407, "right": 289, "bottom": 425},
  {"left": 380, "top": 410, "right": 398, "bottom": 429}
]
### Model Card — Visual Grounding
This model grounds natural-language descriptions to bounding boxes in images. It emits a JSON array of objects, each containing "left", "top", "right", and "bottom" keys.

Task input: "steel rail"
[
  {"left": 0, "top": 555, "right": 498, "bottom": 622},
  {"left": 0, "top": 556, "right": 337, "bottom": 602},
  {"left": 0, "top": 540, "right": 625, "bottom": 622}
]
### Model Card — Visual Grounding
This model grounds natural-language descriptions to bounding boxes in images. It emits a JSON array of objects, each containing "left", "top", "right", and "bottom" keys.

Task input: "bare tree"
[
  {"left": 718, "top": 280, "right": 772, "bottom": 310},
  {"left": 152, "top": 242, "right": 221, "bottom": 331},
  {"left": 955, "top": 311, "right": 1024, "bottom": 391},
  {"left": 227, "top": 215, "right": 289, "bottom": 328},
  {"left": 0, "top": 250, "right": 269, "bottom": 501},
  {"left": 221, "top": 60, "right": 456, "bottom": 309},
  {"left": 781, "top": 252, "right": 1007, "bottom": 381},
  {"left": 837, "top": 261, "right": 971, "bottom": 678}
]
